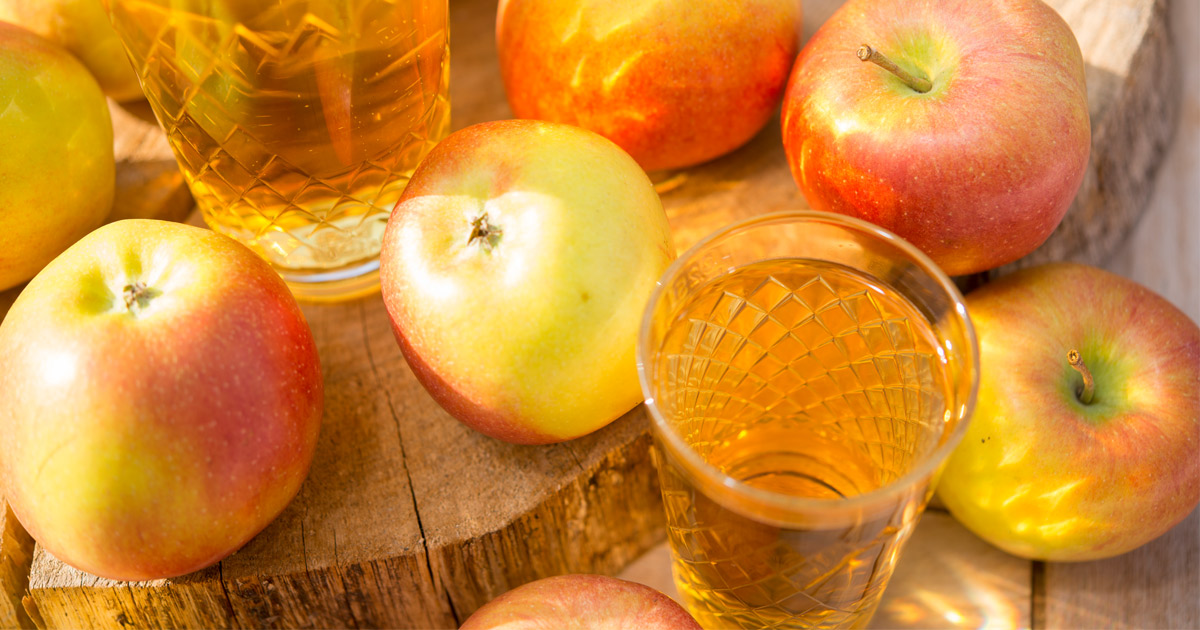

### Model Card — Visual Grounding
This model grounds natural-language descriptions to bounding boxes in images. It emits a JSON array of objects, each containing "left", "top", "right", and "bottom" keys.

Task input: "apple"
[
  {"left": 780, "top": 0, "right": 1090, "bottom": 276},
  {"left": 0, "top": 219, "right": 324, "bottom": 581},
  {"left": 380, "top": 119, "right": 675, "bottom": 444},
  {"left": 0, "top": 21, "right": 114, "bottom": 291},
  {"left": 937, "top": 263, "right": 1199, "bottom": 561},
  {"left": 497, "top": 0, "right": 800, "bottom": 172},
  {"left": 0, "top": 0, "right": 144, "bottom": 102},
  {"left": 460, "top": 574, "right": 701, "bottom": 630}
]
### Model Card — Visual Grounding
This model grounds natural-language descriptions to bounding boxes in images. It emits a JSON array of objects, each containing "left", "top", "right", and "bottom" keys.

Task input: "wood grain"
[
  {"left": 3, "top": 0, "right": 1188, "bottom": 627},
  {"left": 0, "top": 502, "right": 34, "bottom": 630},
  {"left": 1041, "top": 511, "right": 1200, "bottom": 629}
]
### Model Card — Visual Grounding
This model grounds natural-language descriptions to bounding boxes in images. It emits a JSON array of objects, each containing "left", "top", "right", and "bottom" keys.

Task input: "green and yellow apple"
[
  {"left": 0, "top": 220, "right": 323, "bottom": 581},
  {"left": 938, "top": 263, "right": 1199, "bottom": 561},
  {"left": 380, "top": 119, "right": 675, "bottom": 445},
  {"left": 461, "top": 575, "right": 701, "bottom": 630},
  {"left": 0, "top": 22, "right": 114, "bottom": 291},
  {"left": 0, "top": 0, "right": 144, "bottom": 102},
  {"left": 497, "top": 0, "right": 800, "bottom": 172},
  {"left": 781, "top": 0, "right": 1090, "bottom": 276}
]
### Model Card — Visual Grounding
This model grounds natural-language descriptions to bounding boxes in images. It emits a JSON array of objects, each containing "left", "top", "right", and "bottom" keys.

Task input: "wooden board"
[{"left": 0, "top": 0, "right": 1183, "bottom": 627}]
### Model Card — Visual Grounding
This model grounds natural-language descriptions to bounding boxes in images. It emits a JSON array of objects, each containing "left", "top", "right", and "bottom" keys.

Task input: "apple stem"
[
  {"left": 1067, "top": 349, "right": 1096, "bottom": 405},
  {"left": 122, "top": 282, "right": 153, "bottom": 314},
  {"left": 857, "top": 44, "right": 932, "bottom": 94},
  {"left": 468, "top": 213, "right": 502, "bottom": 250}
]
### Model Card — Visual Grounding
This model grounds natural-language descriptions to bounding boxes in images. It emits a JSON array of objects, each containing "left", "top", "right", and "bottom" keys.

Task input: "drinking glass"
[
  {"left": 106, "top": 0, "right": 450, "bottom": 301},
  {"left": 637, "top": 211, "right": 978, "bottom": 629}
]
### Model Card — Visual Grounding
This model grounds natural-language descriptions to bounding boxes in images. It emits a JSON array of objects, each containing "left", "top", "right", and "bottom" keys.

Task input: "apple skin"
[
  {"left": 460, "top": 574, "right": 701, "bottom": 630},
  {"left": 497, "top": 0, "right": 800, "bottom": 172},
  {"left": 0, "top": 21, "right": 115, "bottom": 291},
  {"left": 0, "top": 0, "right": 144, "bottom": 102},
  {"left": 380, "top": 119, "right": 674, "bottom": 445},
  {"left": 938, "top": 263, "right": 1199, "bottom": 561},
  {"left": 780, "top": 0, "right": 1090, "bottom": 276},
  {"left": 0, "top": 219, "right": 323, "bottom": 581}
]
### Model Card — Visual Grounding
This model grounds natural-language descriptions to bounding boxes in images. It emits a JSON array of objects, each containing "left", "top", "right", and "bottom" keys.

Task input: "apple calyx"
[
  {"left": 122, "top": 281, "right": 156, "bottom": 315},
  {"left": 468, "top": 213, "right": 503, "bottom": 251},
  {"left": 856, "top": 44, "right": 932, "bottom": 94},
  {"left": 1067, "top": 349, "right": 1096, "bottom": 405}
]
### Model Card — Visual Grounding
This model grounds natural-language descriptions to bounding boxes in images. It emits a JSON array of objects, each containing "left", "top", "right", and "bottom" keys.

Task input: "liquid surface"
[
  {"left": 109, "top": 0, "right": 450, "bottom": 276},
  {"left": 652, "top": 259, "right": 951, "bottom": 629}
]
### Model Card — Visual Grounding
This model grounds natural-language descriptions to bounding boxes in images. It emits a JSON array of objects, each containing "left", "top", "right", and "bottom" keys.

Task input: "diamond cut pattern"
[
  {"left": 654, "top": 263, "right": 947, "bottom": 628},
  {"left": 662, "top": 272, "right": 944, "bottom": 473},
  {"left": 112, "top": 1, "right": 449, "bottom": 270}
]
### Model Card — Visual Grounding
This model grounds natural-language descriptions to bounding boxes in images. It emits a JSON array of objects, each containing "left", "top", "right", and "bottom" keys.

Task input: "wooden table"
[{"left": 1, "top": 0, "right": 1196, "bottom": 627}]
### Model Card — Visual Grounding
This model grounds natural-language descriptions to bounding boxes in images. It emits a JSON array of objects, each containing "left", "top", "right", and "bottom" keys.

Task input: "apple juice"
[
  {"left": 107, "top": 0, "right": 450, "bottom": 297},
  {"left": 650, "top": 258, "right": 952, "bottom": 629}
]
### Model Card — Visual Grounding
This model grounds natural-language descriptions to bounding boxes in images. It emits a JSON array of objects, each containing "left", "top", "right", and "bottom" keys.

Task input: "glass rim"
[{"left": 636, "top": 210, "right": 979, "bottom": 518}]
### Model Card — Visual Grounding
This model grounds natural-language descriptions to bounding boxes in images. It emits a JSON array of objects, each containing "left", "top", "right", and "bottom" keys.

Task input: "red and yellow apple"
[
  {"left": 0, "top": 219, "right": 324, "bottom": 581},
  {"left": 0, "top": 0, "right": 144, "bottom": 102},
  {"left": 497, "top": 0, "right": 800, "bottom": 172},
  {"left": 460, "top": 574, "right": 701, "bottom": 630},
  {"left": 938, "top": 263, "right": 1199, "bottom": 561},
  {"left": 380, "top": 119, "right": 675, "bottom": 445},
  {"left": 0, "top": 22, "right": 114, "bottom": 291},
  {"left": 781, "top": 0, "right": 1090, "bottom": 276}
]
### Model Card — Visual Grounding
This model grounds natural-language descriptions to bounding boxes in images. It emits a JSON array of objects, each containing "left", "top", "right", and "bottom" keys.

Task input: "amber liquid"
[
  {"left": 652, "top": 259, "right": 952, "bottom": 629},
  {"left": 108, "top": 0, "right": 450, "bottom": 297}
]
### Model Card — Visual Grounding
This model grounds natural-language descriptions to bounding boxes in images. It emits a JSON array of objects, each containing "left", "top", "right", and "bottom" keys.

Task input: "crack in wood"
[
  {"left": 1031, "top": 560, "right": 1046, "bottom": 629},
  {"left": 562, "top": 442, "right": 586, "bottom": 474},
  {"left": 116, "top": 584, "right": 136, "bottom": 627},
  {"left": 216, "top": 562, "right": 242, "bottom": 629},
  {"left": 357, "top": 300, "right": 460, "bottom": 625},
  {"left": 74, "top": 580, "right": 100, "bottom": 627},
  {"left": 330, "top": 529, "right": 360, "bottom": 630},
  {"left": 299, "top": 505, "right": 311, "bottom": 575}
]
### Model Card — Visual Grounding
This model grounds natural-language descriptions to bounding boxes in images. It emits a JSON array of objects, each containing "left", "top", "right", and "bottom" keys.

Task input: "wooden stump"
[
  {"left": 2, "top": 0, "right": 1179, "bottom": 627},
  {"left": 1016, "top": 0, "right": 1178, "bottom": 269}
]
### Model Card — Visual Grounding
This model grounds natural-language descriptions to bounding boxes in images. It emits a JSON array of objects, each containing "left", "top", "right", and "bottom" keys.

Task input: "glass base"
[{"left": 278, "top": 257, "right": 381, "bottom": 303}]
